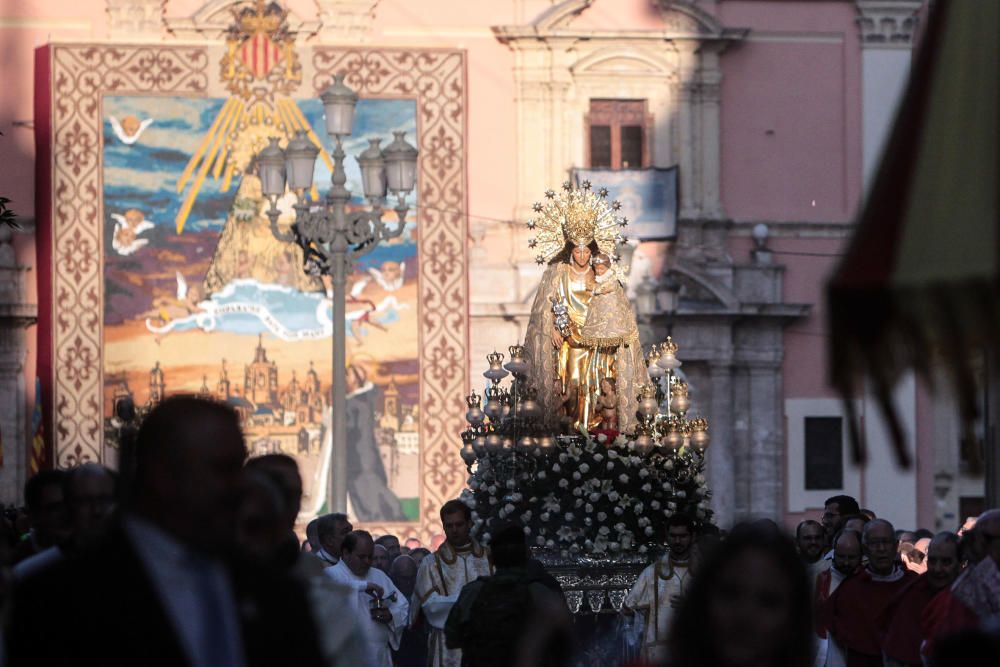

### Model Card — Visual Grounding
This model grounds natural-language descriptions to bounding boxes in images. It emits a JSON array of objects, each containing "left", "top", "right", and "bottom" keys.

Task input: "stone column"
[
  {"left": 697, "top": 48, "right": 725, "bottom": 221},
  {"left": 0, "top": 227, "right": 36, "bottom": 505},
  {"left": 747, "top": 362, "right": 784, "bottom": 519},
  {"left": 707, "top": 361, "right": 736, "bottom": 528},
  {"left": 855, "top": 0, "right": 922, "bottom": 185}
]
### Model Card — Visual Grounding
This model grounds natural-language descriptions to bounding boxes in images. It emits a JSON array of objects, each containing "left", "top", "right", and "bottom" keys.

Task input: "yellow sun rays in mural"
[{"left": 174, "top": 97, "right": 333, "bottom": 234}]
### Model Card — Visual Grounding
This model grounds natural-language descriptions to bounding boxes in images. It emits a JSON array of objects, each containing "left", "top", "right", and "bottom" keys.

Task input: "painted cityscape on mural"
[{"left": 101, "top": 93, "right": 421, "bottom": 522}]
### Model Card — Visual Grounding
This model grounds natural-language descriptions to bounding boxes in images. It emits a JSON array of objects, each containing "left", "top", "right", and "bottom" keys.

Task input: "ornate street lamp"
[{"left": 257, "top": 73, "right": 418, "bottom": 514}]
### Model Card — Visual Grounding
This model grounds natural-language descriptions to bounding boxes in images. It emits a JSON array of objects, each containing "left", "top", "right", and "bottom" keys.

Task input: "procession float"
[{"left": 458, "top": 182, "right": 713, "bottom": 624}]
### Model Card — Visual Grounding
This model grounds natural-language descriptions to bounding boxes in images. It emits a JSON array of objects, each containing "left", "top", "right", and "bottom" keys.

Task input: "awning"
[{"left": 827, "top": 0, "right": 999, "bottom": 466}]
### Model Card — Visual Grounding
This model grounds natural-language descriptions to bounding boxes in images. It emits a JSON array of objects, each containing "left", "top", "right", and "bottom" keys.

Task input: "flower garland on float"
[{"left": 459, "top": 338, "right": 712, "bottom": 557}]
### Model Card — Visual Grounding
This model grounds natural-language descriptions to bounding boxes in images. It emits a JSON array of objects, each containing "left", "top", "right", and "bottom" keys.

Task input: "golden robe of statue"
[{"left": 524, "top": 253, "right": 647, "bottom": 434}]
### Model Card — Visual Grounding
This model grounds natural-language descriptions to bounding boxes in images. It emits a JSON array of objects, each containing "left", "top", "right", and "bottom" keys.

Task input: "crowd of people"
[{"left": 0, "top": 396, "right": 997, "bottom": 667}]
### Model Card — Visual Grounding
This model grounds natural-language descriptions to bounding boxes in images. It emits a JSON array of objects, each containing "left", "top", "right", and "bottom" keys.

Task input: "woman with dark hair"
[{"left": 669, "top": 522, "right": 814, "bottom": 667}]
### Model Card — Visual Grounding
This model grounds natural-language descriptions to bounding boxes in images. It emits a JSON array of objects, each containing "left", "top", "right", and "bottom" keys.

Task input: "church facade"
[{"left": 0, "top": 0, "right": 973, "bottom": 534}]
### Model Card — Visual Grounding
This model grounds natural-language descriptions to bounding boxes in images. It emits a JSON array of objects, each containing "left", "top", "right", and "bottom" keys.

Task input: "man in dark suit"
[{"left": 5, "top": 396, "right": 325, "bottom": 667}]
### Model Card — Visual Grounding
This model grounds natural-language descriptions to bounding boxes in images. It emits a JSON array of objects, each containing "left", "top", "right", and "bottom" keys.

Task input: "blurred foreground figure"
[
  {"left": 4, "top": 396, "right": 325, "bottom": 667},
  {"left": 622, "top": 513, "right": 695, "bottom": 663},
  {"left": 444, "top": 522, "right": 571, "bottom": 667},
  {"left": 13, "top": 463, "right": 115, "bottom": 580},
  {"left": 826, "top": 519, "right": 916, "bottom": 667},
  {"left": 326, "top": 530, "right": 408, "bottom": 667},
  {"left": 669, "top": 522, "right": 813, "bottom": 667},
  {"left": 12, "top": 470, "right": 70, "bottom": 564},
  {"left": 880, "top": 532, "right": 961, "bottom": 667},
  {"left": 411, "top": 500, "right": 493, "bottom": 667}
]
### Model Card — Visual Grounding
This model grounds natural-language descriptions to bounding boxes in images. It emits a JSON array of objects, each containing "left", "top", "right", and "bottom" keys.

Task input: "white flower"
[
  {"left": 579, "top": 463, "right": 590, "bottom": 474},
  {"left": 598, "top": 526, "right": 610, "bottom": 536},
  {"left": 618, "top": 474, "right": 629, "bottom": 484},
  {"left": 614, "top": 434, "right": 628, "bottom": 446},
  {"left": 645, "top": 526, "right": 654, "bottom": 536},
  {"left": 572, "top": 472, "right": 581, "bottom": 481},
  {"left": 677, "top": 490, "right": 687, "bottom": 499},
  {"left": 552, "top": 463, "right": 561, "bottom": 473},
  {"left": 557, "top": 526, "right": 575, "bottom": 542},
  {"left": 667, "top": 501, "right": 677, "bottom": 510},
  {"left": 614, "top": 507, "right": 624, "bottom": 516},
  {"left": 695, "top": 474, "right": 706, "bottom": 484},
  {"left": 559, "top": 453, "right": 568, "bottom": 463},
  {"left": 489, "top": 496, "right": 498, "bottom": 505},
  {"left": 558, "top": 478, "right": 569, "bottom": 489},
  {"left": 506, "top": 479, "right": 516, "bottom": 489},
  {"left": 585, "top": 503, "right": 593, "bottom": 513},
  {"left": 596, "top": 433, "right": 607, "bottom": 443},
  {"left": 639, "top": 468, "right": 649, "bottom": 479},
  {"left": 584, "top": 540, "right": 594, "bottom": 550},
  {"left": 540, "top": 512, "right": 550, "bottom": 522},
  {"left": 469, "top": 479, "right": 480, "bottom": 490},
  {"left": 651, "top": 500, "right": 661, "bottom": 510},
  {"left": 627, "top": 440, "right": 636, "bottom": 451},
  {"left": 564, "top": 512, "right": 574, "bottom": 521},
  {"left": 482, "top": 532, "right": 491, "bottom": 542},
  {"left": 639, "top": 545, "right": 648, "bottom": 554},
  {"left": 504, "top": 503, "right": 515, "bottom": 514},
  {"left": 664, "top": 459, "right": 674, "bottom": 470},
  {"left": 512, "top": 493, "right": 523, "bottom": 502},
  {"left": 597, "top": 511, "right": 607, "bottom": 521},
  {"left": 607, "top": 462, "right": 615, "bottom": 471},
  {"left": 537, "top": 471, "right": 547, "bottom": 480},
  {"left": 467, "top": 499, "right": 478, "bottom": 509},
  {"left": 521, "top": 510, "right": 533, "bottom": 522},
  {"left": 488, "top": 485, "right": 497, "bottom": 494},
  {"left": 560, "top": 549, "right": 570, "bottom": 558},
  {"left": 630, "top": 456, "right": 642, "bottom": 466},
  {"left": 641, "top": 483, "right": 652, "bottom": 493},
  {"left": 546, "top": 539, "right": 555, "bottom": 549},
  {"left": 570, "top": 544, "right": 581, "bottom": 553},
  {"left": 696, "top": 509, "right": 706, "bottom": 519},
  {"left": 608, "top": 491, "right": 620, "bottom": 502},
  {"left": 608, "top": 450, "right": 619, "bottom": 460},
  {"left": 589, "top": 492, "right": 601, "bottom": 503},
  {"left": 614, "top": 522, "right": 626, "bottom": 532},
  {"left": 610, "top": 542, "right": 621, "bottom": 552},
  {"left": 662, "top": 482, "right": 673, "bottom": 493},
  {"left": 524, "top": 526, "right": 531, "bottom": 535},
  {"left": 543, "top": 494, "right": 561, "bottom": 512},
  {"left": 575, "top": 498, "right": 584, "bottom": 508},
  {"left": 536, "top": 536, "right": 546, "bottom": 546},
  {"left": 584, "top": 517, "right": 592, "bottom": 525},
  {"left": 572, "top": 487, "right": 583, "bottom": 497},
  {"left": 593, "top": 453, "right": 604, "bottom": 463}
]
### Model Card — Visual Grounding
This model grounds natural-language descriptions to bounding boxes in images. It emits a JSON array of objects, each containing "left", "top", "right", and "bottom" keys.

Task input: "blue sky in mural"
[{"left": 103, "top": 95, "right": 418, "bottom": 244}]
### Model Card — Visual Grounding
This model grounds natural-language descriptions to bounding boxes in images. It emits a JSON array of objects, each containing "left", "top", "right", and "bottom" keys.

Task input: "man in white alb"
[
  {"left": 623, "top": 513, "right": 696, "bottom": 664},
  {"left": 326, "top": 530, "right": 408, "bottom": 667},
  {"left": 410, "top": 499, "right": 493, "bottom": 667}
]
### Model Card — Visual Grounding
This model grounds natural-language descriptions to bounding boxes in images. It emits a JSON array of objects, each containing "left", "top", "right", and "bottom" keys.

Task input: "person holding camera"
[{"left": 325, "top": 530, "right": 408, "bottom": 667}]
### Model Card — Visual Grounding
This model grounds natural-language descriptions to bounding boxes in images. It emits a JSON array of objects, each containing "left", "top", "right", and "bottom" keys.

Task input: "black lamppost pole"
[{"left": 257, "top": 74, "right": 418, "bottom": 514}]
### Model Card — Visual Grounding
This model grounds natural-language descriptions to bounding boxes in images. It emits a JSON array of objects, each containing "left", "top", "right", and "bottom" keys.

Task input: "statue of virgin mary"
[{"left": 522, "top": 182, "right": 648, "bottom": 434}]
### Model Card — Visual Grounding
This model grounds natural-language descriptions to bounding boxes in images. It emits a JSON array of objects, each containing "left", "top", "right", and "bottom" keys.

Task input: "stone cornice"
[{"left": 855, "top": 0, "right": 922, "bottom": 48}]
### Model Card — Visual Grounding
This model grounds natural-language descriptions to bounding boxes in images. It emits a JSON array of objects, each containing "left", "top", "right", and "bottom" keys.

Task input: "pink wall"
[{"left": 719, "top": 1, "right": 863, "bottom": 223}]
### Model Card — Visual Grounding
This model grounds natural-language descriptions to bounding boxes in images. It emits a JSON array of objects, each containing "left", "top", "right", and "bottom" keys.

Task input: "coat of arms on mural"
[{"left": 99, "top": 0, "right": 420, "bottom": 524}]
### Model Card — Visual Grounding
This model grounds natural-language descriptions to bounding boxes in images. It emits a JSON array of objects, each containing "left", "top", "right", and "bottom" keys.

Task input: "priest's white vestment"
[
  {"left": 625, "top": 556, "right": 692, "bottom": 664},
  {"left": 325, "top": 560, "right": 408, "bottom": 667},
  {"left": 410, "top": 541, "right": 492, "bottom": 667}
]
